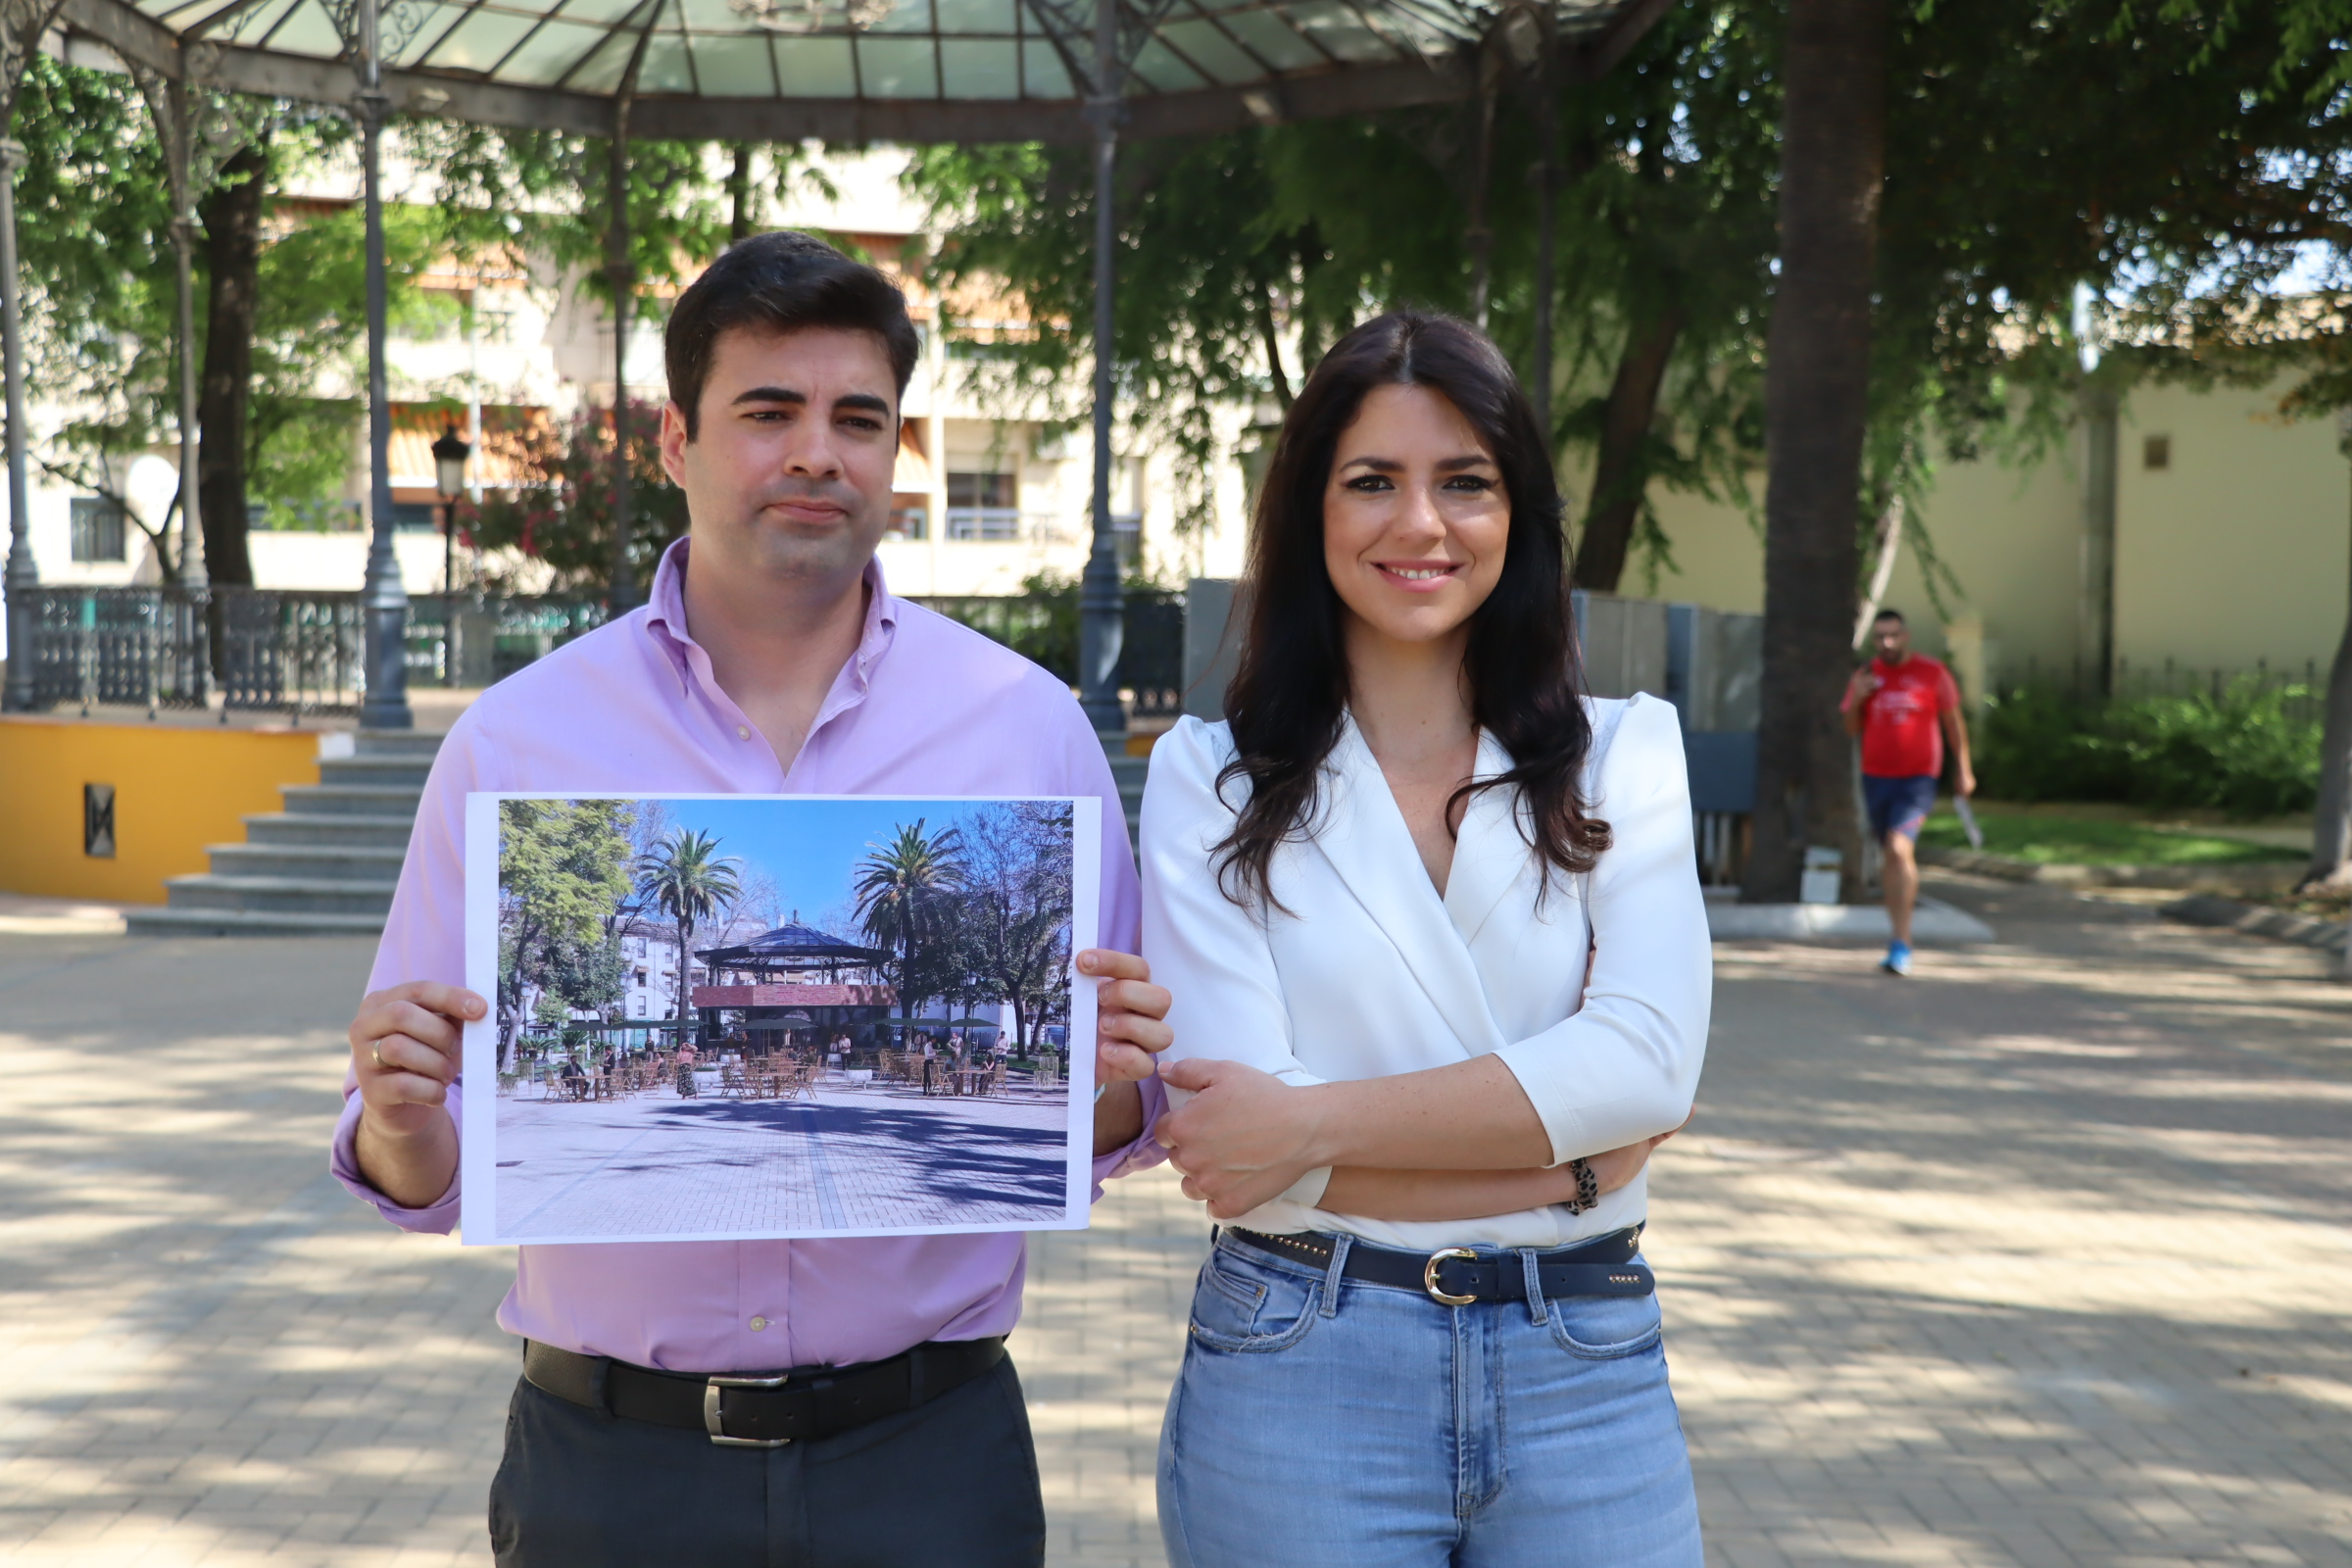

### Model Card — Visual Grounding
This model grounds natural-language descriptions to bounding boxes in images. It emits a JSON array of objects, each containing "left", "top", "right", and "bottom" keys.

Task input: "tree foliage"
[
  {"left": 634, "top": 827, "right": 744, "bottom": 1024},
  {"left": 497, "top": 800, "right": 637, "bottom": 1053},
  {"left": 853, "top": 820, "right": 967, "bottom": 1027}
]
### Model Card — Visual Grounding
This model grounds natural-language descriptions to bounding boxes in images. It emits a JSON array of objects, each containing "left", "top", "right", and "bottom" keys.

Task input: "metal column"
[
  {"left": 356, "top": 0, "right": 412, "bottom": 729},
  {"left": 605, "top": 114, "right": 637, "bottom": 610},
  {"left": 0, "top": 135, "right": 31, "bottom": 711},
  {"left": 1077, "top": 0, "right": 1126, "bottom": 737}
]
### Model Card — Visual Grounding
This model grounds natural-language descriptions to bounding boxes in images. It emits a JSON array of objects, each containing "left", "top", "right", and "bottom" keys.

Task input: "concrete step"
[
  {"left": 242, "top": 811, "right": 417, "bottom": 851},
  {"left": 1106, "top": 755, "right": 1148, "bottom": 835},
  {"left": 280, "top": 783, "right": 425, "bottom": 818},
  {"left": 162, "top": 873, "right": 398, "bottom": 916},
  {"left": 207, "top": 843, "right": 409, "bottom": 882},
  {"left": 354, "top": 728, "right": 448, "bottom": 758},
  {"left": 319, "top": 754, "right": 435, "bottom": 788},
  {"left": 125, "top": 906, "right": 389, "bottom": 938}
]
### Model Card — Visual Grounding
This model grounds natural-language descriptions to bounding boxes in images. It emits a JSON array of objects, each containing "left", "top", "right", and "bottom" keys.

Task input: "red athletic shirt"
[{"left": 1845, "top": 655, "right": 1960, "bottom": 778}]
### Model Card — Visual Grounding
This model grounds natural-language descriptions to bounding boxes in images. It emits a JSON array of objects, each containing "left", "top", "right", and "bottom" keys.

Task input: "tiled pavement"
[
  {"left": 0, "top": 872, "right": 2345, "bottom": 1566},
  {"left": 493, "top": 1083, "right": 1073, "bottom": 1240}
]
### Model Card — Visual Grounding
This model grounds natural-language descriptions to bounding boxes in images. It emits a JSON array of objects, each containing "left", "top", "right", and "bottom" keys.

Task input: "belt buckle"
[
  {"left": 1422, "top": 1247, "right": 1479, "bottom": 1306},
  {"left": 705, "top": 1372, "right": 793, "bottom": 1447}
]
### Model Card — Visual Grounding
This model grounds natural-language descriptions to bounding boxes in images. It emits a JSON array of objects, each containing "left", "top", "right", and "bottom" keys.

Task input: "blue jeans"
[{"left": 1157, "top": 1233, "right": 1703, "bottom": 1568}]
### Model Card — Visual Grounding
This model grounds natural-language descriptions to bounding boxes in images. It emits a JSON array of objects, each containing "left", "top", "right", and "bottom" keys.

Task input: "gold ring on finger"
[{"left": 371, "top": 1045, "right": 384, "bottom": 1070}]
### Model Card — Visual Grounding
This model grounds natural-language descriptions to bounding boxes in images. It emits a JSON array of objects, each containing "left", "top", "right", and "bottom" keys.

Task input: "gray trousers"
[{"left": 488, "top": 1354, "right": 1047, "bottom": 1568}]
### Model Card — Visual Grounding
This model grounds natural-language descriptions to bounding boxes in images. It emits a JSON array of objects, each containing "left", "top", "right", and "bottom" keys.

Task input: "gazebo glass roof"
[{"left": 64, "top": 0, "right": 1664, "bottom": 139}]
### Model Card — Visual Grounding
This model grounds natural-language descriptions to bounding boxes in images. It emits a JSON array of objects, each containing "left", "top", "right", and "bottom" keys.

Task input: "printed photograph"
[{"left": 461, "top": 794, "right": 1097, "bottom": 1245}]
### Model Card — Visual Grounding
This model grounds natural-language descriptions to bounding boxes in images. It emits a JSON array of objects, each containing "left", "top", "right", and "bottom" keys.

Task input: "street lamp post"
[
  {"left": 432, "top": 422, "right": 470, "bottom": 593},
  {"left": 352, "top": 0, "right": 411, "bottom": 730},
  {"left": 1076, "top": 0, "right": 1126, "bottom": 739}
]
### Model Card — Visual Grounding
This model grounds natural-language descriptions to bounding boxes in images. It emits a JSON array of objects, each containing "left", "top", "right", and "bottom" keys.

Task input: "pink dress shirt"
[{"left": 331, "top": 540, "right": 1164, "bottom": 1373}]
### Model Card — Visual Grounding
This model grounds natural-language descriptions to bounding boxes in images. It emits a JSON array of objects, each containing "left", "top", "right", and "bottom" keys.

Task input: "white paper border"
[{"left": 462, "top": 792, "right": 1100, "bottom": 1248}]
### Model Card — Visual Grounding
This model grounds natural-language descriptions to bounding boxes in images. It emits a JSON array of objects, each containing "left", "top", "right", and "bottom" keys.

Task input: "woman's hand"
[{"left": 1155, "top": 1057, "right": 1330, "bottom": 1219}]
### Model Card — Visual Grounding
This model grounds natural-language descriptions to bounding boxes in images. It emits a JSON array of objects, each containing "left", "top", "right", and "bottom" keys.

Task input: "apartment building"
[{"left": 21, "top": 142, "right": 1252, "bottom": 607}]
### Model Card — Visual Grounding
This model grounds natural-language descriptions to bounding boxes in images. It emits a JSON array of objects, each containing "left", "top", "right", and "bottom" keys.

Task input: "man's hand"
[
  {"left": 1155, "top": 1057, "right": 1328, "bottom": 1219},
  {"left": 1846, "top": 665, "right": 1880, "bottom": 703},
  {"left": 1955, "top": 763, "right": 1977, "bottom": 798},
  {"left": 348, "top": 982, "right": 480, "bottom": 1207},
  {"left": 1085, "top": 950, "right": 1171, "bottom": 1155}
]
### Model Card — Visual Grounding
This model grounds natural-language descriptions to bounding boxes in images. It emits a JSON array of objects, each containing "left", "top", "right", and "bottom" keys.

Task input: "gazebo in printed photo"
[{"left": 693, "top": 916, "right": 896, "bottom": 1058}]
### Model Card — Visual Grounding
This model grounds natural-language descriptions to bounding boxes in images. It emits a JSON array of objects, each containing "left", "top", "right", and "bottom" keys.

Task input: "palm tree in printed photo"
[
  {"left": 636, "top": 827, "right": 743, "bottom": 1024},
  {"left": 854, "top": 820, "right": 966, "bottom": 1031}
]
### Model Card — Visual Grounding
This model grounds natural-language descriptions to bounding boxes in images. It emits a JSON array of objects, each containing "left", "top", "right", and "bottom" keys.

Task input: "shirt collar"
[{"left": 642, "top": 536, "right": 901, "bottom": 705}]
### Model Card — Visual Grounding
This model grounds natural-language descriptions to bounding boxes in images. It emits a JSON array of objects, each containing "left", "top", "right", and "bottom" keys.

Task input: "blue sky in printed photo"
[{"left": 659, "top": 797, "right": 1004, "bottom": 933}]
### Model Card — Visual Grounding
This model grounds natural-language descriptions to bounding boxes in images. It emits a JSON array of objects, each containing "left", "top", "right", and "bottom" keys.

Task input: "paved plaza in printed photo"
[{"left": 493, "top": 1080, "right": 1073, "bottom": 1241}]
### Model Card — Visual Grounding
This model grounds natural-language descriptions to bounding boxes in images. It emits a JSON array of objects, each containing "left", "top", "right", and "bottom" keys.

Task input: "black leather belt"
[
  {"left": 1226, "top": 1226, "right": 1653, "bottom": 1305},
  {"left": 521, "top": 1336, "right": 1006, "bottom": 1448}
]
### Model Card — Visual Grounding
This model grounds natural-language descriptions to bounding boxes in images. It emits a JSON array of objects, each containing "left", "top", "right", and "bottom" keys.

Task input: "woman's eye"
[
  {"left": 1346, "top": 474, "right": 1393, "bottom": 492},
  {"left": 1445, "top": 474, "right": 1496, "bottom": 493}
]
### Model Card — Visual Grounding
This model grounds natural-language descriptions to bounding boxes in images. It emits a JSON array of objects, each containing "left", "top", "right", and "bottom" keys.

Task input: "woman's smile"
[{"left": 1375, "top": 561, "right": 1463, "bottom": 589}]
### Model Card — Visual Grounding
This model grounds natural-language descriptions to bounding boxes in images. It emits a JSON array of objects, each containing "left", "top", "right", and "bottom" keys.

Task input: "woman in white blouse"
[{"left": 1142, "top": 312, "right": 1709, "bottom": 1567}]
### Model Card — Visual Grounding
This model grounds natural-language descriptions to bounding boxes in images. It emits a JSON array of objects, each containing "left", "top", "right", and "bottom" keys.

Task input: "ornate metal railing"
[
  {"left": 27, "top": 587, "right": 212, "bottom": 712},
  {"left": 22, "top": 584, "right": 1186, "bottom": 717},
  {"left": 21, "top": 588, "right": 609, "bottom": 715}
]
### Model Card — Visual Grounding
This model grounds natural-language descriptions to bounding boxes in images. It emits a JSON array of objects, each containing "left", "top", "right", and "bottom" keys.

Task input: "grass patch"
[{"left": 1919, "top": 808, "right": 2302, "bottom": 866}]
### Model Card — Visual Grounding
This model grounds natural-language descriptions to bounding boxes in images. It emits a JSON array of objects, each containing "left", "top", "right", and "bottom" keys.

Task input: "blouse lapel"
[
  {"left": 1310, "top": 717, "right": 1508, "bottom": 1056},
  {"left": 1443, "top": 729, "right": 1539, "bottom": 949}
]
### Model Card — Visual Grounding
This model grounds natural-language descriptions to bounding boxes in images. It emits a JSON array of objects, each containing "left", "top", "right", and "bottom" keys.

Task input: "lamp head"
[{"left": 431, "top": 423, "right": 472, "bottom": 501}]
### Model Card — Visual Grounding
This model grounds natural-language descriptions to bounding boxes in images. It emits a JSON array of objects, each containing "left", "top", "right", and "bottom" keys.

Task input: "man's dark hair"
[
  {"left": 664, "top": 230, "right": 919, "bottom": 439},
  {"left": 1873, "top": 608, "right": 1905, "bottom": 625}
]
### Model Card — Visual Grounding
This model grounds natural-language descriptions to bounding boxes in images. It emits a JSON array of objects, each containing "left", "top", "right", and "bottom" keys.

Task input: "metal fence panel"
[{"left": 28, "top": 588, "right": 210, "bottom": 711}]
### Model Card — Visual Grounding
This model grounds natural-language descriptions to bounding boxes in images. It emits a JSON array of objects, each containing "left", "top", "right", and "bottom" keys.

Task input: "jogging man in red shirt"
[{"left": 1842, "top": 609, "right": 1974, "bottom": 975}]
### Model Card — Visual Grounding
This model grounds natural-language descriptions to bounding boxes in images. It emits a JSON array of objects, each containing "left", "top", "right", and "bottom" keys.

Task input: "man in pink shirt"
[{"left": 336, "top": 233, "right": 1174, "bottom": 1566}]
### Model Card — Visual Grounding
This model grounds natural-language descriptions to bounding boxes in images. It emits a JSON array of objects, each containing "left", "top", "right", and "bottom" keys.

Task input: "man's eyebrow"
[
  {"left": 834, "top": 392, "right": 893, "bottom": 416},
  {"left": 731, "top": 385, "right": 807, "bottom": 407}
]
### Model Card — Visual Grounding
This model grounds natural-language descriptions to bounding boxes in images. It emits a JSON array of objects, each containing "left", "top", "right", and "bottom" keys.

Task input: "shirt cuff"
[
  {"left": 329, "top": 1081, "right": 464, "bottom": 1234},
  {"left": 1090, "top": 1073, "right": 1171, "bottom": 1199}
]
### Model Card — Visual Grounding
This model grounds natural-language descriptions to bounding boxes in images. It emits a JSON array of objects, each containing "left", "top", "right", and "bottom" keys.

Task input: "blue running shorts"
[{"left": 1863, "top": 773, "right": 1938, "bottom": 841}]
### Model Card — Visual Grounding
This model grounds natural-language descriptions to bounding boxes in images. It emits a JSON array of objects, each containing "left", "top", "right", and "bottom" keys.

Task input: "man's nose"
[{"left": 781, "top": 419, "right": 845, "bottom": 479}]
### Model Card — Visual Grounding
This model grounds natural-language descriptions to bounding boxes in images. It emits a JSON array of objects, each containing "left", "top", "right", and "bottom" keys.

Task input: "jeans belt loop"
[
  {"left": 1319, "top": 1233, "right": 1352, "bottom": 1318},
  {"left": 1519, "top": 1248, "right": 1549, "bottom": 1326}
]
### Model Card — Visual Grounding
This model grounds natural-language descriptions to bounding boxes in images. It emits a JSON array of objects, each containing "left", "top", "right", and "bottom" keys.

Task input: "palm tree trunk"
[{"left": 1743, "top": 0, "right": 1888, "bottom": 905}]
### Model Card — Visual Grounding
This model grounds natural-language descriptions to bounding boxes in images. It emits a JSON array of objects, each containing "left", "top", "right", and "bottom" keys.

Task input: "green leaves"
[{"left": 498, "top": 800, "right": 639, "bottom": 1032}]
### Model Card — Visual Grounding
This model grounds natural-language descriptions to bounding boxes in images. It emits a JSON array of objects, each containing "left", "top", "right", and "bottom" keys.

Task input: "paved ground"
[
  {"left": 493, "top": 1082, "right": 1073, "bottom": 1240},
  {"left": 0, "top": 871, "right": 2345, "bottom": 1566}
]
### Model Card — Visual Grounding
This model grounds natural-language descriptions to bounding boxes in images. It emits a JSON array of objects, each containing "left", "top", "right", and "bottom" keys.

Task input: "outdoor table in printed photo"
[{"left": 460, "top": 793, "right": 1100, "bottom": 1245}]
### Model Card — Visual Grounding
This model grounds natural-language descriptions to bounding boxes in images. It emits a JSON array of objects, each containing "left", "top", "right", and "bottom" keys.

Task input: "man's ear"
[{"left": 660, "top": 401, "right": 692, "bottom": 489}]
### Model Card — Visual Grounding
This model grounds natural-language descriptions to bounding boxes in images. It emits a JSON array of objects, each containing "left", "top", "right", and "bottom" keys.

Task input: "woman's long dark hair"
[{"left": 1212, "top": 310, "right": 1610, "bottom": 907}]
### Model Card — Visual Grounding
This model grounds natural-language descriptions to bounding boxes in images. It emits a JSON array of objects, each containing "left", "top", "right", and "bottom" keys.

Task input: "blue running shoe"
[{"left": 1881, "top": 940, "right": 1913, "bottom": 976}]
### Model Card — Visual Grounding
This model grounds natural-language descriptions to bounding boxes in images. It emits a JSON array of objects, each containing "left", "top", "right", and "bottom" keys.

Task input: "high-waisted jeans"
[{"left": 1157, "top": 1231, "right": 1704, "bottom": 1568}]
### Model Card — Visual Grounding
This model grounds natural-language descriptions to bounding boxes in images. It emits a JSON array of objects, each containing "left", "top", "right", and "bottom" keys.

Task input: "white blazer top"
[{"left": 1141, "top": 693, "right": 1712, "bottom": 1250}]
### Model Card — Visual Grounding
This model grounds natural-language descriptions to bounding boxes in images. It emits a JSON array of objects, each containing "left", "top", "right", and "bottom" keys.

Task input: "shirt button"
[
  {"left": 750, "top": 1316, "right": 768, "bottom": 1331},
  {"left": 736, "top": 724, "right": 751, "bottom": 740}
]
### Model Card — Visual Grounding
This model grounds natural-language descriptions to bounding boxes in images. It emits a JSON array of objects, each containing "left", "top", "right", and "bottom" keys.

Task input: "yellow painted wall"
[
  {"left": 0, "top": 718, "right": 321, "bottom": 904},
  {"left": 2114, "top": 383, "right": 2349, "bottom": 676},
  {"left": 1568, "top": 374, "right": 2350, "bottom": 689}
]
